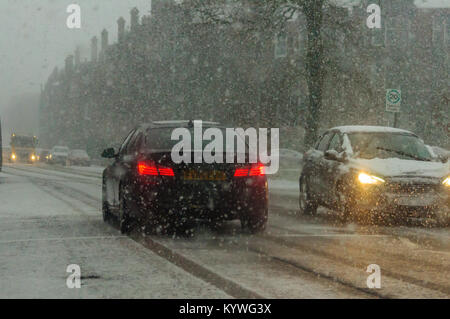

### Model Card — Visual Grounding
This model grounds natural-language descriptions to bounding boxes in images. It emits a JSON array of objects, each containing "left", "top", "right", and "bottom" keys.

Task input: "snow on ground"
[
  {"left": 0, "top": 168, "right": 232, "bottom": 298},
  {"left": 65, "top": 165, "right": 105, "bottom": 175}
]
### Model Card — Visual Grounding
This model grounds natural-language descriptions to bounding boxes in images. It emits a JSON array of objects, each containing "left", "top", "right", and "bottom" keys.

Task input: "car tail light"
[
  {"left": 138, "top": 161, "right": 158, "bottom": 175},
  {"left": 234, "top": 163, "right": 265, "bottom": 177},
  {"left": 158, "top": 167, "right": 175, "bottom": 176},
  {"left": 138, "top": 161, "right": 175, "bottom": 177},
  {"left": 249, "top": 163, "right": 265, "bottom": 176}
]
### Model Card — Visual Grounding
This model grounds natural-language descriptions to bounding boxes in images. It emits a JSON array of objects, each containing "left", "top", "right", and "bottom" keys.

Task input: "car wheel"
[
  {"left": 102, "top": 178, "right": 112, "bottom": 223},
  {"left": 299, "top": 175, "right": 318, "bottom": 216},
  {"left": 240, "top": 207, "right": 268, "bottom": 233},
  {"left": 336, "top": 188, "right": 351, "bottom": 222},
  {"left": 102, "top": 202, "right": 112, "bottom": 223},
  {"left": 118, "top": 185, "right": 134, "bottom": 234}
]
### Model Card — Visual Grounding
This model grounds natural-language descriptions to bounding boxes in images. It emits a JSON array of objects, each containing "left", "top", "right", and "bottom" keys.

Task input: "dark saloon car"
[
  {"left": 101, "top": 121, "right": 268, "bottom": 233},
  {"left": 299, "top": 126, "right": 449, "bottom": 223}
]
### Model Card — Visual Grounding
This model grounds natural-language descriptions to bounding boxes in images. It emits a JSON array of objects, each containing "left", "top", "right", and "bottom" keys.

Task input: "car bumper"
[
  {"left": 351, "top": 186, "right": 449, "bottom": 217},
  {"left": 50, "top": 156, "right": 67, "bottom": 164},
  {"left": 128, "top": 177, "right": 268, "bottom": 221}
]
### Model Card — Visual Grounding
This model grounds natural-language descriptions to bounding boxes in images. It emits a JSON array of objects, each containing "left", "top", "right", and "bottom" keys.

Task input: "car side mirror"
[
  {"left": 325, "top": 150, "right": 347, "bottom": 162},
  {"left": 324, "top": 150, "right": 339, "bottom": 161},
  {"left": 438, "top": 155, "right": 449, "bottom": 163},
  {"left": 101, "top": 147, "right": 117, "bottom": 159}
]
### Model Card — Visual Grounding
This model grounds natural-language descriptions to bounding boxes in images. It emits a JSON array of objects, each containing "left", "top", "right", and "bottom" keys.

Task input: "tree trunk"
[{"left": 303, "top": 0, "right": 324, "bottom": 147}]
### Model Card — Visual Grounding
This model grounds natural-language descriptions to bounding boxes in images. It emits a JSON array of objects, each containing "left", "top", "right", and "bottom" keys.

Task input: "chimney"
[
  {"left": 65, "top": 55, "right": 74, "bottom": 75},
  {"left": 75, "top": 46, "right": 81, "bottom": 67},
  {"left": 141, "top": 15, "right": 151, "bottom": 26},
  {"left": 117, "top": 17, "right": 125, "bottom": 42},
  {"left": 91, "top": 36, "right": 98, "bottom": 62},
  {"left": 130, "top": 7, "right": 139, "bottom": 30},
  {"left": 101, "top": 29, "right": 109, "bottom": 52}
]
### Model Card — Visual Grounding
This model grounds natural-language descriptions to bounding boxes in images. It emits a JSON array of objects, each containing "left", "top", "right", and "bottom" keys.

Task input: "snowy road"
[{"left": 0, "top": 164, "right": 449, "bottom": 298}]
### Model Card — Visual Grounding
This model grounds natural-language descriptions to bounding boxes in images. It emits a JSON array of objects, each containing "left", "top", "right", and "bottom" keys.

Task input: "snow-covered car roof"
[{"left": 330, "top": 125, "right": 415, "bottom": 135}]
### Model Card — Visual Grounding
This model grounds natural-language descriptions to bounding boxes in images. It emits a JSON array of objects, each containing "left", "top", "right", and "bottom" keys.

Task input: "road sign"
[{"left": 386, "top": 89, "right": 401, "bottom": 113}]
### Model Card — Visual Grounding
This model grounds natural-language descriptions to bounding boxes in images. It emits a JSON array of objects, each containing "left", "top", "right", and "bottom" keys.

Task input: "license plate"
[
  {"left": 396, "top": 196, "right": 435, "bottom": 207},
  {"left": 183, "top": 169, "right": 226, "bottom": 181}
]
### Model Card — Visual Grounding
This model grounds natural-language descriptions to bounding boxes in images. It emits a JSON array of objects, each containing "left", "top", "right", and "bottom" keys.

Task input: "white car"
[
  {"left": 300, "top": 126, "right": 449, "bottom": 223},
  {"left": 49, "top": 146, "right": 70, "bottom": 165}
]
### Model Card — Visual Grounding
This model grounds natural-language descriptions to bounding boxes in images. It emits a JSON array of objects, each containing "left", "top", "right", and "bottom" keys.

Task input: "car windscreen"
[
  {"left": 347, "top": 132, "right": 433, "bottom": 161},
  {"left": 143, "top": 127, "right": 250, "bottom": 153},
  {"left": 54, "top": 147, "right": 69, "bottom": 153}
]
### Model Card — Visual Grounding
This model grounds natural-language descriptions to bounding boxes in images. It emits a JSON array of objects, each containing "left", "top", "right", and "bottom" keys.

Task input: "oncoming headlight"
[
  {"left": 443, "top": 177, "right": 450, "bottom": 187},
  {"left": 358, "top": 172, "right": 385, "bottom": 185}
]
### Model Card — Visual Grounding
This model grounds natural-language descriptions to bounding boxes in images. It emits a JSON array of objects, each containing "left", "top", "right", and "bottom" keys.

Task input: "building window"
[
  {"left": 385, "top": 17, "right": 409, "bottom": 48},
  {"left": 432, "top": 15, "right": 445, "bottom": 46},
  {"left": 446, "top": 17, "right": 450, "bottom": 47},
  {"left": 371, "top": 28, "right": 384, "bottom": 46},
  {"left": 275, "top": 32, "right": 288, "bottom": 58}
]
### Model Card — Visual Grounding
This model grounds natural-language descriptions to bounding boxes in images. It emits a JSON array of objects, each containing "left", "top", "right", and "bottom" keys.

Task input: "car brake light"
[
  {"left": 234, "top": 168, "right": 249, "bottom": 177},
  {"left": 249, "top": 163, "right": 265, "bottom": 176},
  {"left": 138, "top": 161, "right": 174, "bottom": 176},
  {"left": 138, "top": 161, "right": 158, "bottom": 175},
  {"left": 158, "top": 167, "right": 175, "bottom": 176},
  {"left": 234, "top": 163, "right": 265, "bottom": 177}
]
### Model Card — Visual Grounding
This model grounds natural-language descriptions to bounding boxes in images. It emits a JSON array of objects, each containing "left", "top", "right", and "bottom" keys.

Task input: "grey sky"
[{"left": 0, "top": 0, "right": 151, "bottom": 114}]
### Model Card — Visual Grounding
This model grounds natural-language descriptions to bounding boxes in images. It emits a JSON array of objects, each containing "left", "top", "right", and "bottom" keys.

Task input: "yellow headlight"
[
  {"left": 358, "top": 172, "right": 385, "bottom": 185},
  {"left": 11, "top": 153, "right": 16, "bottom": 160},
  {"left": 31, "top": 155, "right": 36, "bottom": 161},
  {"left": 443, "top": 177, "right": 450, "bottom": 187}
]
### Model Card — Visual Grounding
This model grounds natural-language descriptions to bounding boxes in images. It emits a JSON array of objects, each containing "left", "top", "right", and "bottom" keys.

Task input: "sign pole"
[
  {"left": 393, "top": 112, "right": 399, "bottom": 128},
  {"left": 386, "top": 89, "right": 401, "bottom": 128}
]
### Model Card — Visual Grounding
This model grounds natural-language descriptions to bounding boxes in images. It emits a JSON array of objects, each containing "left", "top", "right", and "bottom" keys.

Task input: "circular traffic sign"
[{"left": 386, "top": 89, "right": 401, "bottom": 105}]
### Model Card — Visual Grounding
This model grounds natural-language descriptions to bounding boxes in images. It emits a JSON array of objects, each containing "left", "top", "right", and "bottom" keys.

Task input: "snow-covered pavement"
[{"left": 0, "top": 163, "right": 449, "bottom": 298}]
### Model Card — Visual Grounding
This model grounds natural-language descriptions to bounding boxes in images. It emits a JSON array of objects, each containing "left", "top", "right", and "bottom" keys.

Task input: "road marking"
[{"left": 0, "top": 235, "right": 127, "bottom": 245}]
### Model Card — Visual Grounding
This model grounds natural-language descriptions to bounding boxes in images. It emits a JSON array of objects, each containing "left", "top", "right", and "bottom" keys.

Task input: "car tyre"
[
  {"left": 102, "top": 202, "right": 112, "bottom": 223},
  {"left": 240, "top": 207, "right": 268, "bottom": 233},
  {"left": 119, "top": 185, "right": 134, "bottom": 234},
  {"left": 299, "top": 175, "right": 318, "bottom": 216},
  {"left": 102, "top": 178, "right": 112, "bottom": 223}
]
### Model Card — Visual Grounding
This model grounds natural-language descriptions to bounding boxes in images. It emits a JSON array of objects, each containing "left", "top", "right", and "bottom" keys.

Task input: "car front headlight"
[
  {"left": 443, "top": 177, "right": 450, "bottom": 187},
  {"left": 358, "top": 172, "right": 385, "bottom": 185},
  {"left": 31, "top": 154, "right": 36, "bottom": 161},
  {"left": 11, "top": 153, "right": 16, "bottom": 160}
]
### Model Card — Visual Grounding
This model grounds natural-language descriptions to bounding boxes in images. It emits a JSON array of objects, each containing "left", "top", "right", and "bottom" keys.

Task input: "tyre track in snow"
[
  {"left": 7, "top": 166, "right": 375, "bottom": 298},
  {"left": 10, "top": 165, "right": 449, "bottom": 298},
  {"left": 5, "top": 167, "right": 265, "bottom": 298},
  {"left": 254, "top": 232, "right": 449, "bottom": 298},
  {"left": 6, "top": 167, "right": 381, "bottom": 297}
]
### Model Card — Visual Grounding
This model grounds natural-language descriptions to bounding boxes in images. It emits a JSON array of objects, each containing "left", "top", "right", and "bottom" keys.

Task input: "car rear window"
[{"left": 143, "top": 127, "right": 250, "bottom": 153}]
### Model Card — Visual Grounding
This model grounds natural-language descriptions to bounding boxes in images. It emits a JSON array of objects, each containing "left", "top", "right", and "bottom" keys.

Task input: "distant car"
[
  {"left": 36, "top": 148, "right": 50, "bottom": 162},
  {"left": 430, "top": 146, "right": 450, "bottom": 162},
  {"left": 299, "top": 126, "right": 449, "bottom": 223},
  {"left": 101, "top": 121, "right": 268, "bottom": 234},
  {"left": 67, "top": 149, "right": 91, "bottom": 166},
  {"left": 275, "top": 148, "right": 303, "bottom": 167},
  {"left": 48, "top": 146, "right": 70, "bottom": 165}
]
